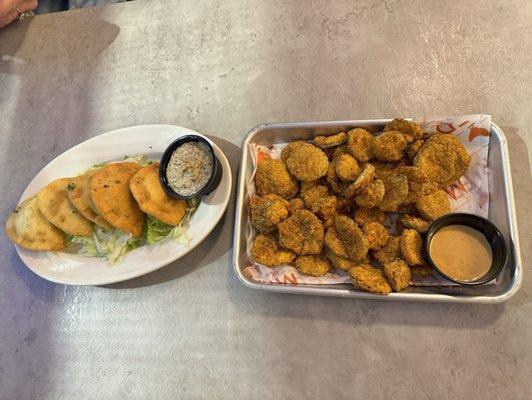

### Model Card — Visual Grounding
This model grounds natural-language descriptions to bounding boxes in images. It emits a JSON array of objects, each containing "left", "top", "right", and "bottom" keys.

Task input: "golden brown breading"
[
  {"left": 255, "top": 159, "right": 299, "bottom": 199},
  {"left": 5, "top": 197, "right": 66, "bottom": 251},
  {"left": 384, "top": 119, "right": 424, "bottom": 143},
  {"left": 353, "top": 207, "right": 386, "bottom": 226},
  {"left": 325, "top": 249, "right": 359, "bottom": 271},
  {"left": 378, "top": 173, "right": 408, "bottom": 212},
  {"left": 362, "top": 221, "right": 389, "bottom": 251},
  {"left": 326, "top": 163, "right": 349, "bottom": 194},
  {"left": 334, "top": 215, "right": 369, "bottom": 261},
  {"left": 251, "top": 234, "right": 296, "bottom": 267},
  {"left": 406, "top": 139, "right": 424, "bottom": 160},
  {"left": 285, "top": 143, "right": 329, "bottom": 182},
  {"left": 342, "top": 163, "right": 376, "bottom": 197},
  {"left": 37, "top": 178, "right": 93, "bottom": 236},
  {"left": 355, "top": 179, "right": 385, "bottom": 208},
  {"left": 398, "top": 214, "right": 431, "bottom": 234},
  {"left": 295, "top": 255, "right": 331, "bottom": 277},
  {"left": 415, "top": 189, "right": 451, "bottom": 221},
  {"left": 411, "top": 264, "right": 434, "bottom": 277},
  {"left": 335, "top": 153, "right": 360, "bottom": 182},
  {"left": 300, "top": 182, "right": 329, "bottom": 208},
  {"left": 373, "top": 131, "right": 407, "bottom": 161},
  {"left": 324, "top": 227, "right": 350, "bottom": 258},
  {"left": 349, "top": 264, "right": 391, "bottom": 295},
  {"left": 400, "top": 229, "right": 425, "bottom": 266},
  {"left": 130, "top": 163, "right": 187, "bottom": 226},
  {"left": 90, "top": 162, "right": 145, "bottom": 238},
  {"left": 373, "top": 235, "right": 402, "bottom": 264},
  {"left": 414, "top": 133, "right": 471, "bottom": 187},
  {"left": 250, "top": 194, "right": 290, "bottom": 233},
  {"left": 398, "top": 166, "right": 432, "bottom": 204},
  {"left": 288, "top": 198, "right": 305, "bottom": 213},
  {"left": 346, "top": 128, "right": 375, "bottom": 162},
  {"left": 313, "top": 132, "right": 347, "bottom": 148},
  {"left": 281, "top": 141, "right": 306, "bottom": 161},
  {"left": 68, "top": 171, "right": 113, "bottom": 230},
  {"left": 383, "top": 259, "right": 411, "bottom": 291},
  {"left": 278, "top": 210, "right": 324, "bottom": 255}
]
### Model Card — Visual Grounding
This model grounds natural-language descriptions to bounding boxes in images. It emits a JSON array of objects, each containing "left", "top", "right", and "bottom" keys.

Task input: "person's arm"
[{"left": 0, "top": 0, "right": 37, "bottom": 28}]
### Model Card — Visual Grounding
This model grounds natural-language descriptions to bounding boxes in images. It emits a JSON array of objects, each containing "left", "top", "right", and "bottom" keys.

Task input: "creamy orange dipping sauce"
[{"left": 430, "top": 225, "right": 493, "bottom": 282}]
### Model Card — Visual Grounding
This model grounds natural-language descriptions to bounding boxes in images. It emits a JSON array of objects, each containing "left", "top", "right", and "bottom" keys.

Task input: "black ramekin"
[
  {"left": 424, "top": 213, "right": 508, "bottom": 285},
  {"left": 159, "top": 135, "right": 222, "bottom": 200}
]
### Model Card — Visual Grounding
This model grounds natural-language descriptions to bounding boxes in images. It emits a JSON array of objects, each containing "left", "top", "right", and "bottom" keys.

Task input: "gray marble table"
[{"left": 0, "top": 1, "right": 531, "bottom": 399}]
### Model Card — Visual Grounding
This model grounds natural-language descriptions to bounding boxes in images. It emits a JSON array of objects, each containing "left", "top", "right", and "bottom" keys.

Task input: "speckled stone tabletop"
[{"left": 0, "top": 1, "right": 531, "bottom": 399}]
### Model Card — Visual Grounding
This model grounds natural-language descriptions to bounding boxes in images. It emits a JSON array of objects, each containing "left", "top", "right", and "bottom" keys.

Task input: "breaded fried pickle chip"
[
  {"left": 349, "top": 264, "right": 391, "bottom": 295},
  {"left": 355, "top": 179, "right": 385, "bottom": 208},
  {"left": 313, "top": 132, "right": 346, "bottom": 149},
  {"left": 342, "top": 163, "right": 375, "bottom": 198},
  {"left": 6, "top": 197, "right": 66, "bottom": 251},
  {"left": 373, "top": 235, "right": 402, "bottom": 264},
  {"left": 334, "top": 215, "right": 369, "bottom": 261},
  {"left": 415, "top": 189, "right": 451, "bottom": 221},
  {"left": 285, "top": 143, "right": 329, "bottom": 182},
  {"left": 37, "top": 178, "right": 92, "bottom": 236},
  {"left": 334, "top": 154, "right": 359, "bottom": 182},
  {"left": 346, "top": 128, "right": 375, "bottom": 162},
  {"left": 90, "top": 162, "right": 145, "bottom": 238},
  {"left": 278, "top": 210, "right": 324, "bottom": 255},
  {"left": 400, "top": 229, "right": 424, "bottom": 266},
  {"left": 251, "top": 234, "right": 296, "bottom": 267},
  {"left": 398, "top": 166, "right": 431, "bottom": 205},
  {"left": 324, "top": 227, "right": 350, "bottom": 258},
  {"left": 130, "top": 163, "right": 187, "bottom": 226},
  {"left": 384, "top": 119, "right": 424, "bottom": 143},
  {"left": 378, "top": 173, "right": 408, "bottom": 212},
  {"left": 398, "top": 214, "right": 430, "bottom": 234},
  {"left": 414, "top": 133, "right": 471, "bottom": 187},
  {"left": 383, "top": 259, "right": 411, "bottom": 291},
  {"left": 353, "top": 207, "right": 385, "bottom": 226},
  {"left": 255, "top": 159, "right": 298, "bottom": 199},
  {"left": 373, "top": 131, "right": 407, "bottom": 161},
  {"left": 68, "top": 171, "right": 113, "bottom": 230},
  {"left": 362, "top": 221, "right": 389, "bottom": 251},
  {"left": 295, "top": 255, "right": 330, "bottom": 277},
  {"left": 249, "top": 194, "right": 289, "bottom": 233}
]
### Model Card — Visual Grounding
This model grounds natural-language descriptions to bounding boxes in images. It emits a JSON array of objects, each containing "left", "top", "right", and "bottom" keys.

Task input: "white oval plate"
[{"left": 15, "top": 125, "right": 232, "bottom": 286}]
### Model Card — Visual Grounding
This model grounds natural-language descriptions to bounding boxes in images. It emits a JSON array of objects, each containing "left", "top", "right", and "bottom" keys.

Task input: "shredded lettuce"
[
  {"left": 67, "top": 197, "right": 200, "bottom": 265},
  {"left": 146, "top": 197, "right": 200, "bottom": 245},
  {"left": 68, "top": 227, "right": 142, "bottom": 265}
]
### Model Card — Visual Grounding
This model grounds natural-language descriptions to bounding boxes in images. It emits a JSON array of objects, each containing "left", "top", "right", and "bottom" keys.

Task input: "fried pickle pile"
[
  {"left": 249, "top": 119, "right": 471, "bottom": 295},
  {"left": 6, "top": 162, "right": 187, "bottom": 251}
]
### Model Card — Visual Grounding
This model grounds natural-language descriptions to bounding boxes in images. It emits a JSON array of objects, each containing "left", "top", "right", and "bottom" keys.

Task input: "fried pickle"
[
  {"left": 414, "top": 133, "right": 471, "bottom": 187},
  {"left": 373, "top": 131, "right": 407, "bottom": 161},
  {"left": 251, "top": 234, "right": 296, "bottom": 267},
  {"left": 398, "top": 214, "right": 431, "bottom": 234},
  {"left": 373, "top": 235, "right": 401, "bottom": 264},
  {"left": 325, "top": 249, "right": 358, "bottom": 271},
  {"left": 398, "top": 166, "right": 431, "bottom": 204},
  {"left": 250, "top": 194, "right": 290, "bottom": 233},
  {"left": 400, "top": 229, "right": 425, "bottom": 266},
  {"left": 278, "top": 210, "right": 324, "bottom": 255},
  {"left": 355, "top": 179, "right": 385, "bottom": 208},
  {"left": 342, "top": 163, "right": 375, "bottom": 197},
  {"left": 353, "top": 207, "right": 386, "bottom": 226},
  {"left": 406, "top": 139, "right": 424, "bottom": 160},
  {"left": 362, "top": 221, "right": 389, "bottom": 251},
  {"left": 383, "top": 259, "right": 411, "bottom": 291},
  {"left": 313, "top": 132, "right": 347, "bottom": 149},
  {"left": 295, "top": 255, "right": 331, "bottom": 277},
  {"left": 334, "top": 215, "right": 369, "bottom": 261},
  {"left": 378, "top": 173, "right": 408, "bottom": 212},
  {"left": 415, "top": 189, "right": 451, "bottom": 221},
  {"left": 334, "top": 153, "right": 360, "bottom": 182},
  {"left": 288, "top": 198, "right": 305, "bottom": 213},
  {"left": 349, "top": 264, "right": 391, "bottom": 295},
  {"left": 346, "top": 128, "right": 375, "bottom": 162},
  {"left": 281, "top": 141, "right": 306, "bottom": 161},
  {"left": 255, "top": 158, "right": 299, "bottom": 199},
  {"left": 384, "top": 119, "right": 423, "bottom": 143},
  {"left": 285, "top": 143, "right": 329, "bottom": 182}
]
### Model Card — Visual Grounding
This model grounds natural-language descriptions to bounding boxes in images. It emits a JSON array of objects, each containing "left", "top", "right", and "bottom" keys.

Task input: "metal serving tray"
[{"left": 233, "top": 120, "right": 522, "bottom": 303}]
